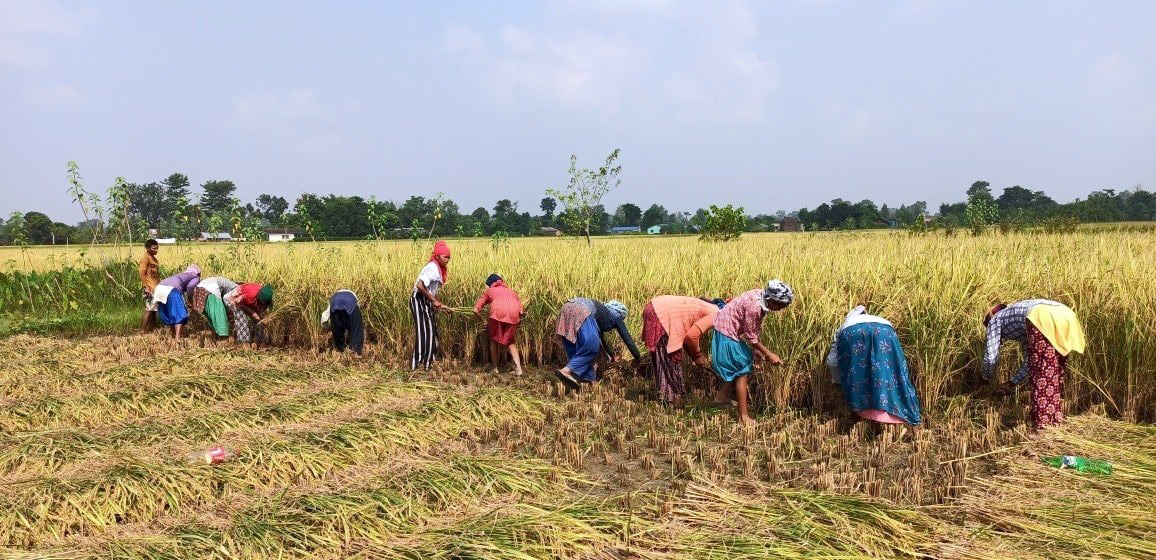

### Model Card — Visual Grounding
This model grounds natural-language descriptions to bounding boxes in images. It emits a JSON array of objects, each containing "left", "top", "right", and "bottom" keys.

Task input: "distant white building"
[
  {"left": 155, "top": 238, "right": 177, "bottom": 244},
  {"left": 266, "top": 229, "right": 300, "bottom": 242}
]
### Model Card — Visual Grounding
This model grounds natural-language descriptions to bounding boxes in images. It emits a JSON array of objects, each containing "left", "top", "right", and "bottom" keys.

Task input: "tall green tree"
[
  {"left": 162, "top": 173, "right": 190, "bottom": 215},
  {"left": 255, "top": 194, "right": 289, "bottom": 224},
  {"left": 540, "top": 197, "right": 557, "bottom": 219},
  {"left": 614, "top": 203, "right": 642, "bottom": 227},
  {"left": 23, "top": 211, "right": 53, "bottom": 244},
  {"left": 200, "top": 180, "right": 237, "bottom": 215},
  {"left": 126, "top": 182, "right": 167, "bottom": 227},
  {"left": 641, "top": 204, "right": 667, "bottom": 229}
]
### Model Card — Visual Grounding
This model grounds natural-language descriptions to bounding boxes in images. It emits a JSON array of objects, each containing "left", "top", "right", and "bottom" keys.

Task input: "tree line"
[{"left": 1, "top": 160, "right": 1153, "bottom": 246}]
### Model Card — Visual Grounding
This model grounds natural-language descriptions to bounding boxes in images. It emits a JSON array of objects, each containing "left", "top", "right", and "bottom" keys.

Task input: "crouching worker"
[
  {"left": 154, "top": 264, "right": 201, "bottom": 339},
  {"left": 321, "top": 289, "right": 364, "bottom": 355},
  {"left": 710, "top": 280, "right": 793, "bottom": 426},
  {"left": 473, "top": 274, "right": 524, "bottom": 375},
  {"left": 983, "top": 299, "right": 1086, "bottom": 430},
  {"left": 554, "top": 298, "right": 640, "bottom": 391},
  {"left": 825, "top": 305, "right": 922, "bottom": 426},
  {"left": 225, "top": 283, "right": 273, "bottom": 347}
]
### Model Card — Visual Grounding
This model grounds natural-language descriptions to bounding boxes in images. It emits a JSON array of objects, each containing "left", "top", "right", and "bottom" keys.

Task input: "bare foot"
[
  {"left": 514, "top": 369, "right": 524, "bottom": 376},
  {"left": 738, "top": 414, "right": 755, "bottom": 427},
  {"left": 491, "top": 368, "right": 500, "bottom": 374}
]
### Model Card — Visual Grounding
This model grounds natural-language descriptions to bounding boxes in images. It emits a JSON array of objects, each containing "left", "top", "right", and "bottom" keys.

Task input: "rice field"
[
  {"left": 1, "top": 334, "right": 1153, "bottom": 559},
  {"left": 2, "top": 231, "right": 1154, "bottom": 420}
]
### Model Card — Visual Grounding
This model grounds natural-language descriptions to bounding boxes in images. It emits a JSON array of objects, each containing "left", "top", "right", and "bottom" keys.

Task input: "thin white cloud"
[
  {"left": 0, "top": 0, "right": 96, "bottom": 66},
  {"left": 21, "top": 84, "right": 83, "bottom": 107},
  {"left": 444, "top": 0, "right": 778, "bottom": 122}
]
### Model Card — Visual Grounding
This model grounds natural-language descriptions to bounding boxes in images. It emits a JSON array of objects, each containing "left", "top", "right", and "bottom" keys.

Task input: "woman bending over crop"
[
  {"left": 411, "top": 240, "right": 452, "bottom": 370},
  {"left": 554, "top": 298, "right": 641, "bottom": 390},
  {"left": 473, "top": 274, "right": 525, "bottom": 375},
  {"left": 709, "top": 280, "right": 793, "bottom": 426},
  {"left": 225, "top": 283, "right": 273, "bottom": 347},
  {"left": 322, "top": 289, "right": 364, "bottom": 355},
  {"left": 983, "top": 299, "right": 1086, "bottom": 430},
  {"left": 153, "top": 264, "right": 201, "bottom": 339},
  {"left": 641, "top": 295, "right": 724, "bottom": 405},
  {"left": 825, "top": 305, "right": 922, "bottom": 426},
  {"left": 193, "top": 276, "right": 237, "bottom": 339}
]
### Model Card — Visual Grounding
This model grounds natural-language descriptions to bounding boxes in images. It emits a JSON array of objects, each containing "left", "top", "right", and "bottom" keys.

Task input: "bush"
[{"left": 697, "top": 205, "right": 746, "bottom": 241}]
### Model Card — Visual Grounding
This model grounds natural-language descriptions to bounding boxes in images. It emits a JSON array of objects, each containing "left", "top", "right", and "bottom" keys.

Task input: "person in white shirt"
[
  {"left": 411, "top": 240, "right": 452, "bottom": 370},
  {"left": 825, "top": 305, "right": 922, "bottom": 425}
]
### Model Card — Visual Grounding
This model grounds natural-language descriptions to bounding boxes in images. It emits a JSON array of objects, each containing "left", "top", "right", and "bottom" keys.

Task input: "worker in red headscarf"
[{"left": 411, "top": 240, "right": 452, "bottom": 370}]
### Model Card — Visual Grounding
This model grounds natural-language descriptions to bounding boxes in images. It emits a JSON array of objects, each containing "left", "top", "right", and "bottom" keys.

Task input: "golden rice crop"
[
  {"left": 2, "top": 231, "right": 1154, "bottom": 421},
  {"left": 2, "top": 335, "right": 1153, "bottom": 559}
]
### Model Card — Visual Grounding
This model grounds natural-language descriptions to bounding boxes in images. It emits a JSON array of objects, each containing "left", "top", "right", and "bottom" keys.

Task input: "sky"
[{"left": 1, "top": 0, "right": 1154, "bottom": 223}]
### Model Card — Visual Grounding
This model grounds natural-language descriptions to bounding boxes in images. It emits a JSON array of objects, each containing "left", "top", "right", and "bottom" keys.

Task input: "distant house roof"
[
  {"left": 540, "top": 226, "right": 560, "bottom": 233},
  {"left": 265, "top": 228, "right": 302, "bottom": 235},
  {"left": 609, "top": 226, "right": 641, "bottom": 233},
  {"left": 199, "top": 232, "right": 233, "bottom": 240},
  {"left": 780, "top": 216, "right": 800, "bottom": 223}
]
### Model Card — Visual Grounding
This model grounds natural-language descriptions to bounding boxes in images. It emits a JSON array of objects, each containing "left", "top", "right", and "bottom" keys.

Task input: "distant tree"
[
  {"left": 126, "top": 181, "right": 167, "bottom": 227},
  {"left": 51, "top": 222, "right": 74, "bottom": 244},
  {"left": 255, "top": 194, "right": 289, "bottom": 224},
  {"left": 492, "top": 199, "right": 519, "bottom": 234},
  {"left": 967, "top": 180, "right": 993, "bottom": 201},
  {"left": 162, "top": 173, "right": 191, "bottom": 215},
  {"left": 547, "top": 149, "right": 622, "bottom": 246},
  {"left": 470, "top": 207, "right": 491, "bottom": 234},
  {"left": 540, "top": 197, "right": 557, "bottom": 219},
  {"left": 697, "top": 205, "right": 746, "bottom": 241},
  {"left": 23, "top": 211, "right": 53, "bottom": 244},
  {"left": 614, "top": 203, "right": 642, "bottom": 227},
  {"left": 200, "top": 180, "right": 237, "bottom": 214},
  {"left": 641, "top": 204, "right": 668, "bottom": 229}
]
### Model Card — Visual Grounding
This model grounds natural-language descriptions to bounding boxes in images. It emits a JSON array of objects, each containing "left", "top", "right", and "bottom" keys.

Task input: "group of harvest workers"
[{"left": 141, "top": 238, "right": 1088, "bottom": 431}]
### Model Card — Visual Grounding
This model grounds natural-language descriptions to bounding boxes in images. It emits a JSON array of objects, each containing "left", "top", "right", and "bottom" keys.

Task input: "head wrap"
[
  {"left": 430, "top": 240, "right": 451, "bottom": 283},
  {"left": 257, "top": 284, "right": 274, "bottom": 307},
  {"left": 485, "top": 273, "right": 502, "bottom": 287},
  {"left": 185, "top": 264, "right": 201, "bottom": 276},
  {"left": 761, "top": 279, "right": 794, "bottom": 310},
  {"left": 710, "top": 298, "right": 727, "bottom": 309},
  {"left": 604, "top": 300, "right": 628, "bottom": 320}
]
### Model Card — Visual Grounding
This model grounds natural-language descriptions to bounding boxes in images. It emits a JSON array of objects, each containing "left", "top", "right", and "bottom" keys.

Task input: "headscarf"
[
  {"left": 257, "top": 284, "right": 274, "bottom": 307},
  {"left": 185, "top": 264, "right": 202, "bottom": 276},
  {"left": 485, "top": 273, "right": 502, "bottom": 287},
  {"left": 604, "top": 299, "right": 628, "bottom": 320},
  {"left": 430, "top": 240, "right": 451, "bottom": 283},
  {"left": 761, "top": 279, "right": 794, "bottom": 310}
]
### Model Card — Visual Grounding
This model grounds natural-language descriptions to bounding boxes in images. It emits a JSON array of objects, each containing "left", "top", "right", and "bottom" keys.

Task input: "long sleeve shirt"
[
  {"left": 159, "top": 271, "right": 200, "bottom": 296},
  {"left": 983, "top": 299, "right": 1062, "bottom": 384},
  {"left": 473, "top": 281, "right": 523, "bottom": 324},
  {"left": 196, "top": 277, "right": 238, "bottom": 297},
  {"left": 572, "top": 297, "right": 642, "bottom": 361},
  {"left": 651, "top": 295, "right": 719, "bottom": 353}
]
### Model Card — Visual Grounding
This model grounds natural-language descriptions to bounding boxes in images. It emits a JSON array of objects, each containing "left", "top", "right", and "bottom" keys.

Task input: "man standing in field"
[{"left": 139, "top": 239, "right": 160, "bottom": 334}]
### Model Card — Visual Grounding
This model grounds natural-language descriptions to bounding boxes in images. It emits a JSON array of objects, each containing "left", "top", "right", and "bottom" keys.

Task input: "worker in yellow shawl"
[{"left": 983, "top": 299, "right": 1086, "bottom": 430}]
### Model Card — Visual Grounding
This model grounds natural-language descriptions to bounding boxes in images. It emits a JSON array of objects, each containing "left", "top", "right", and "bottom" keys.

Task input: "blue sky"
[{"left": 2, "top": 0, "right": 1154, "bottom": 222}]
